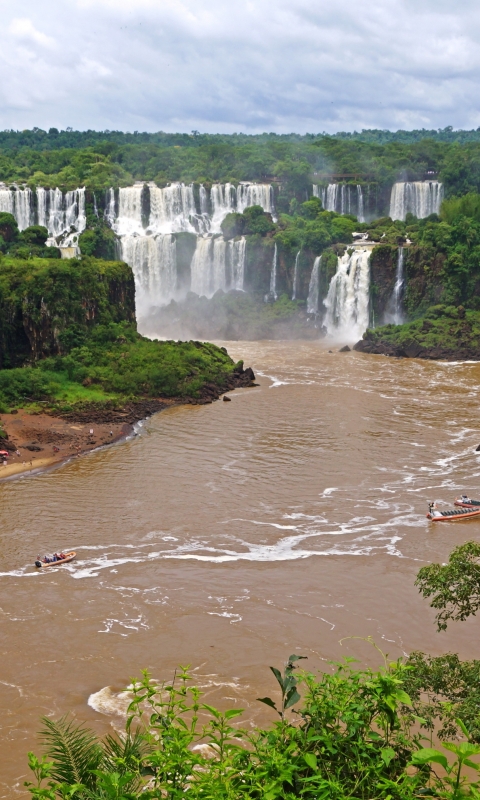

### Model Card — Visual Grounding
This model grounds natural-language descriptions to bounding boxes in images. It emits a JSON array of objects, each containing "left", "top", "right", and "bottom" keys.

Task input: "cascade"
[
  {"left": 307, "top": 256, "right": 321, "bottom": 314},
  {"left": 313, "top": 183, "right": 366, "bottom": 220},
  {"left": 357, "top": 185, "right": 365, "bottom": 223},
  {"left": 115, "top": 186, "right": 144, "bottom": 235},
  {"left": 268, "top": 243, "right": 278, "bottom": 301},
  {"left": 236, "top": 183, "right": 276, "bottom": 218},
  {"left": 210, "top": 183, "right": 236, "bottom": 233},
  {"left": 324, "top": 248, "right": 371, "bottom": 340},
  {"left": 389, "top": 181, "right": 443, "bottom": 221},
  {"left": 189, "top": 235, "right": 246, "bottom": 298},
  {"left": 93, "top": 193, "right": 99, "bottom": 217},
  {"left": 35, "top": 187, "right": 86, "bottom": 238},
  {"left": 149, "top": 183, "right": 198, "bottom": 234},
  {"left": 121, "top": 234, "right": 177, "bottom": 312},
  {"left": 384, "top": 247, "right": 405, "bottom": 324},
  {"left": 0, "top": 185, "right": 34, "bottom": 230},
  {"left": 199, "top": 184, "right": 209, "bottom": 215},
  {"left": 292, "top": 250, "right": 300, "bottom": 300},
  {"left": 228, "top": 237, "right": 246, "bottom": 291},
  {"left": 105, "top": 188, "right": 116, "bottom": 227}
]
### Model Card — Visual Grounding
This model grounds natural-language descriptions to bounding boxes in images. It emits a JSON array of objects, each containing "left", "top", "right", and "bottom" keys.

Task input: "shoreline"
[{"left": 0, "top": 364, "right": 257, "bottom": 481}]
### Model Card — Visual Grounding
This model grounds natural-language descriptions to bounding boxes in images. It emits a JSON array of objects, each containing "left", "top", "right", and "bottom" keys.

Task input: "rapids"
[{"left": 1, "top": 341, "right": 480, "bottom": 794}]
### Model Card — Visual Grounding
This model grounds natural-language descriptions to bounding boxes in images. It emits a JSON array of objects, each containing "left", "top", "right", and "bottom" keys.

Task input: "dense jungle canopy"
[{"left": 1, "top": 127, "right": 480, "bottom": 196}]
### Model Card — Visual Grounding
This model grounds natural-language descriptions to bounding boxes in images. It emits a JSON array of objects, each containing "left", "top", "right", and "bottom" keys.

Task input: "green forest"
[{"left": 0, "top": 127, "right": 480, "bottom": 199}]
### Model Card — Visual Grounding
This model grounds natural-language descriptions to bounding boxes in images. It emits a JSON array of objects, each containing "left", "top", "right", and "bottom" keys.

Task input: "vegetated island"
[
  {"left": 354, "top": 305, "right": 480, "bottom": 361},
  {"left": 0, "top": 243, "right": 255, "bottom": 479}
]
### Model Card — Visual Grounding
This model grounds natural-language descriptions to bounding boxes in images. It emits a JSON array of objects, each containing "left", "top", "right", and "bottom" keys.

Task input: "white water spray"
[
  {"left": 324, "top": 248, "right": 371, "bottom": 340},
  {"left": 389, "top": 181, "right": 443, "bottom": 221},
  {"left": 292, "top": 250, "right": 300, "bottom": 300},
  {"left": 307, "top": 256, "right": 321, "bottom": 314},
  {"left": 384, "top": 247, "right": 405, "bottom": 324}
]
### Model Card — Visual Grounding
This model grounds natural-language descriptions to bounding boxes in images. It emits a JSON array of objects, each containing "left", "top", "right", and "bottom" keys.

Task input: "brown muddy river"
[{"left": 2, "top": 341, "right": 480, "bottom": 795}]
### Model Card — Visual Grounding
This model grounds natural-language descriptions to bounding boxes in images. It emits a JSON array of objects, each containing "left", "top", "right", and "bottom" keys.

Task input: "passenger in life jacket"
[{"left": 428, "top": 502, "right": 442, "bottom": 517}]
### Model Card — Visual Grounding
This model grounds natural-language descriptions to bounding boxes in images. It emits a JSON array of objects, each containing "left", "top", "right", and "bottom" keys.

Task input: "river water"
[{"left": 2, "top": 341, "right": 480, "bottom": 794}]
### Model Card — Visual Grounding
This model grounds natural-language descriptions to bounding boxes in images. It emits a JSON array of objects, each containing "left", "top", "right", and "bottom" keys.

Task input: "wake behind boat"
[{"left": 35, "top": 552, "right": 76, "bottom": 568}]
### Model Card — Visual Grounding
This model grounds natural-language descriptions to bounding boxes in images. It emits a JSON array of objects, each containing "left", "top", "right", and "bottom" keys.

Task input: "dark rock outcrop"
[{"left": 353, "top": 338, "right": 480, "bottom": 361}]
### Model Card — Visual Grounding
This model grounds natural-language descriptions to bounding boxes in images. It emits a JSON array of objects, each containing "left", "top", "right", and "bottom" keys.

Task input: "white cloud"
[
  {"left": 9, "top": 18, "right": 55, "bottom": 49},
  {"left": 0, "top": 0, "right": 479, "bottom": 132}
]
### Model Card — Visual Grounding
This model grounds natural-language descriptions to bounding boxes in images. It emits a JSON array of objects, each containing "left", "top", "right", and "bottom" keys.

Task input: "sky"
[{"left": 0, "top": 0, "right": 479, "bottom": 134}]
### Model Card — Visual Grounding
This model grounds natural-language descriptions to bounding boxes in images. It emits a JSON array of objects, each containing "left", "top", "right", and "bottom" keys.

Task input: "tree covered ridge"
[{"left": 0, "top": 130, "right": 480, "bottom": 198}]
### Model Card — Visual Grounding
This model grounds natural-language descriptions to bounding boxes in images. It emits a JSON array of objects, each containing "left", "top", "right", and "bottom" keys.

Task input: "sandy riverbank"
[
  {"left": 0, "top": 411, "right": 134, "bottom": 479},
  {"left": 0, "top": 364, "right": 257, "bottom": 480}
]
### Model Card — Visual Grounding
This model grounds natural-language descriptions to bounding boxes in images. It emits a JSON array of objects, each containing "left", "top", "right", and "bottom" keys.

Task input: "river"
[{"left": 2, "top": 341, "right": 480, "bottom": 795}]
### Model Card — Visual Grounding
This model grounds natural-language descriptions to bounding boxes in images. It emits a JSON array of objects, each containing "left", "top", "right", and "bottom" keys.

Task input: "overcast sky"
[{"left": 0, "top": 0, "right": 478, "bottom": 134}]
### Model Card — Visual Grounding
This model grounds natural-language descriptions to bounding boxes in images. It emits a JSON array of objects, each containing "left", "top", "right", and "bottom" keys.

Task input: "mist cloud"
[{"left": 0, "top": 0, "right": 478, "bottom": 133}]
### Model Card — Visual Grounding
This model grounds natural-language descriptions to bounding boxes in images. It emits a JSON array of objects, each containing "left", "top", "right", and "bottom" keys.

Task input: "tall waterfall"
[
  {"left": 307, "top": 256, "right": 321, "bottom": 314},
  {"left": 0, "top": 186, "right": 34, "bottom": 230},
  {"left": 115, "top": 186, "right": 144, "bottom": 235},
  {"left": 190, "top": 236, "right": 246, "bottom": 298},
  {"left": 0, "top": 184, "right": 86, "bottom": 236},
  {"left": 389, "top": 181, "right": 443, "bottom": 221},
  {"left": 267, "top": 243, "right": 278, "bottom": 301},
  {"left": 384, "top": 247, "right": 406, "bottom": 324},
  {"left": 121, "top": 234, "right": 177, "bottom": 313},
  {"left": 292, "top": 250, "right": 300, "bottom": 300},
  {"left": 0, "top": 180, "right": 268, "bottom": 308},
  {"left": 109, "top": 182, "right": 272, "bottom": 307},
  {"left": 229, "top": 237, "right": 246, "bottom": 291},
  {"left": 149, "top": 183, "right": 200, "bottom": 233},
  {"left": 313, "top": 184, "right": 365, "bottom": 222},
  {"left": 324, "top": 248, "right": 371, "bottom": 340}
]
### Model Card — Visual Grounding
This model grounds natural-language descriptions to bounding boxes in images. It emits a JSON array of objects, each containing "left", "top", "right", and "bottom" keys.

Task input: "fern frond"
[{"left": 40, "top": 715, "right": 103, "bottom": 790}]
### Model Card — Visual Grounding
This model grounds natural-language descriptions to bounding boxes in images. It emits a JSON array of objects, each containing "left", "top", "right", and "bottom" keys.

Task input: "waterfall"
[
  {"left": 357, "top": 185, "right": 365, "bottom": 223},
  {"left": 105, "top": 188, "right": 116, "bottom": 227},
  {"left": 313, "top": 183, "right": 366, "bottom": 220},
  {"left": 292, "top": 250, "right": 300, "bottom": 300},
  {"left": 65, "top": 189, "right": 86, "bottom": 233},
  {"left": 237, "top": 183, "right": 276, "bottom": 219},
  {"left": 93, "top": 193, "right": 99, "bottom": 217},
  {"left": 0, "top": 186, "right": 14, "bottom": 217},
  {"left": 210, "top": 183, "right": 236, "bottom": 233},
  {"left": 121, "top": 234, "right": 177, "bottom": 313},
  {"left": 33, "top": 186, "right": 86, "bottom": 237},
  {"left": 324, "top": 248, "right": 371, "bottom": 340},
  {"left": 149, "top": 183, "right": 198, "bottom": 233},
  {"left": 267, "top": 242, "right": 278, "bottom": 301},
  {"left": 0, "top": 186, "right": 34, "bottom": 230},
  {"left": 199, "top": 184, "right": 209, "bottom": 215},
  {"left": 307, "top": 256, "right": 321, "bottom": 314},
  {"left": 115, "top": 186, "right": 144, "bottom": 235},
  {"left": 15, "top": 188, "right": 34, "bottom": 230},
  {"left": 326, "top": 184, "right": 338, "bottom": 212},
  {"left": 229, "top": 237, "right": 246, "bottom": 291},
  {"left": 384, "top": 247, "right": 405, "bottom": 324},
  {"left": 389, "top": 181, "right": 443, "bottom": 221}
]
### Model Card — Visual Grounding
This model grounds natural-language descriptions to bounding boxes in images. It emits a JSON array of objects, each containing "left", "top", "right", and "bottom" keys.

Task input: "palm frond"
[
  {"left": 40, "top": 715, "right": 103, "bottom": 789},
  {"left": 103, "top": 727, "right": 150, "bottom": 790}
]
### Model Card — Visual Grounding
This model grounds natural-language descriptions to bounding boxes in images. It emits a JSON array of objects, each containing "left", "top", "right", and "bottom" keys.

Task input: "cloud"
[
  {"left": 0, "top": 0, "right": 479, "bottom": 132},
  {"left": 9, "top": 18, "right": 55, "bottom": 49}
]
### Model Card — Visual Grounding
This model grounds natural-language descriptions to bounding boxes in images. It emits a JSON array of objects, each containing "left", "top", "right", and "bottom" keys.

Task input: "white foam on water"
[{"left": 88, "top": 686, "right": 134, "bottom": 716}]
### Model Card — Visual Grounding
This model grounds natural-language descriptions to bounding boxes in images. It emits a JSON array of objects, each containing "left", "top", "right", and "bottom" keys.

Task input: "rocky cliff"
[{"left": 0, "top": 256, "right": 135, "bottom": 368}]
